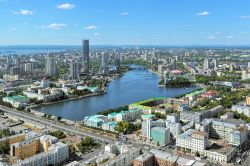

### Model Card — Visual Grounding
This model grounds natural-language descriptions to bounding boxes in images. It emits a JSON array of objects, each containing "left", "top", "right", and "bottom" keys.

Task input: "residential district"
[{"left": 1, "top": 41, "right": 250, "bottom": 166}]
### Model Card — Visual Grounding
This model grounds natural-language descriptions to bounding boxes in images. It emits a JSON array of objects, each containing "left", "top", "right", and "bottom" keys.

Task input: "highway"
[{"left": 0, "top": 106, "right": 113, "bottom": 143}]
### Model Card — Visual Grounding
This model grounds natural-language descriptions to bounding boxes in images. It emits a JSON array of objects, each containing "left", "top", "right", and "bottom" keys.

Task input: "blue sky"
[{"left": 1, "top": 0, "right": 250, "bottom": 45}]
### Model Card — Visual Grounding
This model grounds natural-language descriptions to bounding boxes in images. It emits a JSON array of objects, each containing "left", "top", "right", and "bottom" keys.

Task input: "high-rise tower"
[
  {"left": 82, "top": 39, "right": 89, "bottom": 73},
  {"left": 70, "top": 60, "right": 79, "bottom": 80},
  {"left": 46, "top": 54, "right": 57, "bottom": 77}
]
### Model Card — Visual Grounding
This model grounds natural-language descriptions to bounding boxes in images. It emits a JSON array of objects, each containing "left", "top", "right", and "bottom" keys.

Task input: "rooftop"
[
  {"left": 206, "top": 143, "right": 236, "bottom": 155},
  {"left": 3, "top": 95, "right": 29, "bottom": 101},
  {"left": 150, "top": 149, "right": 178, "bottom": 162}
]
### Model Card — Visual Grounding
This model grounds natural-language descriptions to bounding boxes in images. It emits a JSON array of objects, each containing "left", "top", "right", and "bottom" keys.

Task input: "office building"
[
  {"left": 100, "top": 52, "right": 109, "bottom": 73},
  {"left": 142, "top": 119, "right": 166, "bottom": 140},
  {"left": 101, "top": 142, "right": 140, "bottom": 166},
  {"left": 82, "top": 39, "right": 90, "bottom": 73},
  {"left": 24, "top": 62, "right": 34, "bottom": 72},
  {"left": 101, "top": 52, "right": 109, "bottom": 68},
  {"left": 115, "top": 54, "right": 121, "bottom": 68},
  {"left": 150, "top": 127, "right": 170, "bottom": 146},
  {"left": 208, "top": 119, "right": 242, "bottom": 140},
  {"left": 70, "top": 60, "right": 79, "bottom": 80},
  {"left": 46, "top": 54, "right": 57, "bottom": 77},
  {"left": 10, "top": 138, "right": 40, "bottom": 160},
  {"left": 176, "top": 129, "right": 208, "bottom": 154},
  {"left": 133, "top": 153, "right": 155, "bottom": 166},
  {"left": 134, "top": 149, "right": 206, "bottom": 166},
  {"left": 229, "top": 126, "right": 247, "bottom": 146},
  {"left": 203, "top": 144, "right": 236, "bottom": 164},
  {"left": 203, "top": 58, "right": 209, "bottom": 70},
  {"left": 212, "top": 58, "right": 218, "bottom": 70},
  {"left": 10, "top": 66, "right": 20, "bottom": 75},
  {"left": 13, "top": 142, "right": 68, "bottom": 166}
]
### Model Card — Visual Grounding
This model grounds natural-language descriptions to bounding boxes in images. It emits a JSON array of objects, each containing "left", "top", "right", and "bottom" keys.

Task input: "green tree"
[
  {"left": 115, "top": 122, "right": 135, "bottom": 134},
  {"left": 49, "top": 130, "right": 66, "bottom": 139}
]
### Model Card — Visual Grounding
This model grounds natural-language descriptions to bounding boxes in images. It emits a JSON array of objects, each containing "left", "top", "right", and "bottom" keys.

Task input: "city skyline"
[{"left": 1, "top": 0, "right": 250, "bottom": 45}]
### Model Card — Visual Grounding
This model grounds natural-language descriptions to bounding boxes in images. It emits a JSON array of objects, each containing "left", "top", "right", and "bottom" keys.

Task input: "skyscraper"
[
  {"left": 70, "top": 60, "right": 79, "bottom": 80},
  {"left": 203, "top": 58, "right": 209, "bottom": 70},
  {"left": 82, "top": 39, "right": 90, "bottom": 73},
  {"left": 46, "top": 54, "right": 57, "bottom": 77},
  {"left": 101, "top": 52, "right": 109, "bottom": 69},
  {"left": 100, "top": 52, "right": 109, "bottom": 74},
  {"left": 115, "top": 54, "right": 121, "bottom": 68},
  {"left": 212, "top": 58, "right": 218, "bottom": 70}
]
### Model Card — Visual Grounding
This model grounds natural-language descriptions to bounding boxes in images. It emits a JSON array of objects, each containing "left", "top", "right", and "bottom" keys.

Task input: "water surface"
[{"left": 35, "top": 65, "right": 196, "bottom": 120}]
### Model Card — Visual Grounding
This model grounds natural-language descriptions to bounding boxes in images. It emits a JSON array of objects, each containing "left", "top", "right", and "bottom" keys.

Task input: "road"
[
  {"left": 241, "top": 152, "right": 250, "bottom": 166},
  {"left": 0, "top": 106, "right": 113, "bottom": 143}
]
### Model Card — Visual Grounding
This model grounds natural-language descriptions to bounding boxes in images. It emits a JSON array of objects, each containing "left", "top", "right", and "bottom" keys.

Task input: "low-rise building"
[
  {"left": 13, "top": 142, "right": 69, "bottom": 166},
  {"left": 10, "top": 138, "right": 40, "bottom": 160},
  {"left": 102, "top": 122, "right": 117, "bottom": 132},
  {"left": 176, "top": 129, "right": 208, "bottom": 154},
  {"left": 232, "top": 104, "right": 250, "bottom": 117},
  {"left": 134, "top": 149, "right": 206, "bottom": 166},
  {"left": 84, "top": 115, "right": 109, "bottom": 128},
  {"left": 229, "top": 126, "right": 248, "bottom": 146},
  {"left": 3, "top": 95, "right": 30, "bottom": 108},
  {"left": 23, "top": 88, "right": 64, "bottom": 102},
  {"left": 96, "top": 142, "right": 141, "bottom": 166},
  {"left": 77, "top": 86, "right": 99, "bottom": 93},
  {"left": 203, "top": 143, "right": 236, "bottom": 164},
  {"left": 220, "top": 112, "right": 234, "bottom": 120},
  {"left": 116, "top": 109, "right": 142, "bottom": 122}
]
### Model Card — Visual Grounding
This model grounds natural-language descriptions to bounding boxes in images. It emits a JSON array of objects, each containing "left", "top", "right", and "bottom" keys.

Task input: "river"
[{"left": 34, "top": 65, "right": 196, "bottom": 121}]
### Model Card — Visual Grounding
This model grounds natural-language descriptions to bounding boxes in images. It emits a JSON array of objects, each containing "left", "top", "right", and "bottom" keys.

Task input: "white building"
[
  {"left": 229, "top": 126, "right": 248, "bottom": 146},
  {"left": 203, "top": 144, "right": 236, "bottom": 164},
  {"left": 104, "top": 147, "right": 140, "bottom": 166},
  {"left": 3, "top": 95, "right": 30, "bottom": 108},
  {"left": 191, "top": 131, "right": 209, "bottom": 153},
  {"left": 232, "top": 105, "right": 250, "bottom": 117},
  {"left": 176, "top": 129, "right": 208, "bottom": 154},
  {"left": 23, "top": 88, "right": 64, "bottom": 102}
]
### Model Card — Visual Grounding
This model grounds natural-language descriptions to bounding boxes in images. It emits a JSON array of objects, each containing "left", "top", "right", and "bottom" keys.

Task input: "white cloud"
[
  {"left": 13, "top": 9, "right": 33, "bottom": 15},
  {"left": 226, "top": 35, "right": 233, "bottom": 39},
  {"left": 94, "top": 33, "right": 100, "bottom": 36},
  {"left": 85, "top": 25, "right": 97, "bottom": 30},
  {"left": 240, "top": 16, "right": 250, "bottom": 19},
  {"left": 41, "top": 23, "right": 67, "bottom": 30},
  {"left": 57, "top": 3, "right": 75, "bottom": 10},
  {"left": 120, "top": 12, "right": 129, "bottom": 16},
  {"left": 197, "top": 11, "right": 210, "bottom": 16},
  {"left": 208, "top": 36, "right": 215, "bottom": 39}
]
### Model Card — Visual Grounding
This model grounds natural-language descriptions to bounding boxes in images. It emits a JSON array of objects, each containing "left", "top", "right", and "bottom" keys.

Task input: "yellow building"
[
  {"left": 246, "top": 96, "right": 250, "bottom": 106},
  {"left": 10, "top": 138, "right": 40, "bottom": 160},
  {"left": 7, "top": 134, "right": 26, "bottom": 145}
]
